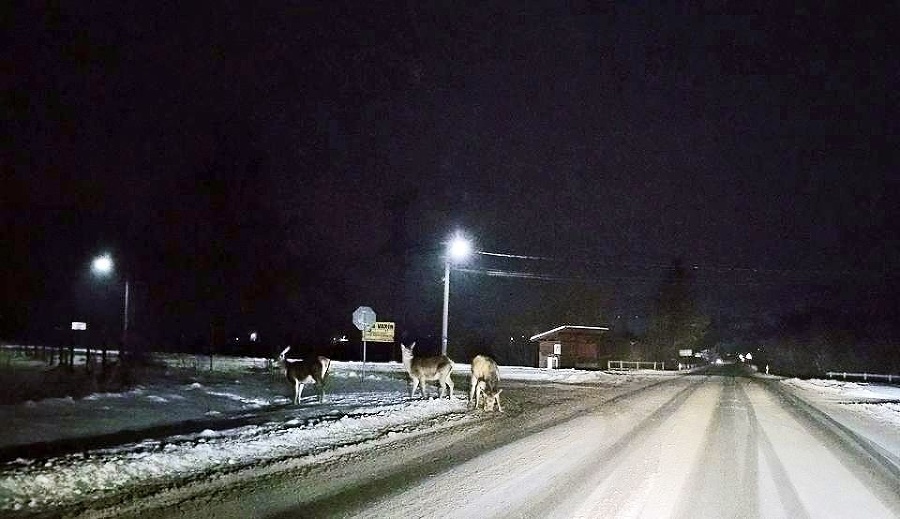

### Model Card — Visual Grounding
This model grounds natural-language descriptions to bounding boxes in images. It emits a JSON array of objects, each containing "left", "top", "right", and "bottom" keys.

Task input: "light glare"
[
  {"left": 92, "top": 254, "right": 114, "bottom": 275},
  {"left": 448, "top": 235, "right": 472, "bottom": 262}
]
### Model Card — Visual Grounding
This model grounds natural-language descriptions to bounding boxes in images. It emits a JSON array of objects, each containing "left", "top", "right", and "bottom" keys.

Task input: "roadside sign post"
[
  {"left": 352, "top": 306, "right": 377, "bottom": 380},
  {"left": 70, "top": 322, "right": 87, "bottom": 369}
]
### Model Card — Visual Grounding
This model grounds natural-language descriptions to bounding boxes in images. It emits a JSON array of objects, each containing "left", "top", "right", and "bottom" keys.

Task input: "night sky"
[{"left": 4, "top": 3, "right": 898, "bottom": 355}]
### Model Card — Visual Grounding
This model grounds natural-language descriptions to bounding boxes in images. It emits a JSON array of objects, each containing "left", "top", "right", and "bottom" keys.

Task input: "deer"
[
  {"left": 400, "top": 342, "right": 454, "bottom": 399},
  {"left": 277, "top": 346, "right": 331, "bottom": 404},
  {"left": 469, "top": 354, "right": 503, "bottom": 412}
]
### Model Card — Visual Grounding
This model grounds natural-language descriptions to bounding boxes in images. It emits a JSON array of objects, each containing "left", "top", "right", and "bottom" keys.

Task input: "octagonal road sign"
[{"left": 352, "top": 306, "right": 376, "bottom": 331}]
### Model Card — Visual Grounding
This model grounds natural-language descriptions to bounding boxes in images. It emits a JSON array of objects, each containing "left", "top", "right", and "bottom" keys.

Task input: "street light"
[
  {"left": 441, "top": 233, "right": 472, "bottom": 356},
  {"left": 91, "top": 253, "right": 129, "bottom": 347}
]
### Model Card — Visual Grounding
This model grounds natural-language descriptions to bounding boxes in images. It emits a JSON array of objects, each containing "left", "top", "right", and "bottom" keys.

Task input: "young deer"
[
  {"left": 277, "top": 346, "right": 331, "bottom": 404},
  {"left": 470, "top": 354, "right": 503, "bottom": 412},
  {"left": 400, "top": 342, "right": 454, "bottom": 399}
]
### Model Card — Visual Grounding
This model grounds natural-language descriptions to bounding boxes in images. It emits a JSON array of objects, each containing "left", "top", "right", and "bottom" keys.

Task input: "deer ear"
[{"left": 410, "top": 341, "right": 416, "bottom": 349}]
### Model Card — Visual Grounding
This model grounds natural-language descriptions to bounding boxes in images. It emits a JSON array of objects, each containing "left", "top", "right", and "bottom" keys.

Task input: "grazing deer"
[
  {"left": 400, "top": 342, "right": 454, "bottom": 399},
  {"left": 470, "top": 354, "right": 503, "bottom": 412},
  {"left": 277, "top": 346, "right": 331, "bottom": 404}
]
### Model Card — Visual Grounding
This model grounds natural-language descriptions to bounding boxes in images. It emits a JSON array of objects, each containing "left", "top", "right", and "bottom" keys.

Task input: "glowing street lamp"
[
  {"left": 91, "top": 254, "right": 130, "bottom": 345},
  {"left": 91, "top": 254, "right": 113, "bottom": 276},
  {"left": 441, "top": 233, "right": 472, "bottom": 356}
]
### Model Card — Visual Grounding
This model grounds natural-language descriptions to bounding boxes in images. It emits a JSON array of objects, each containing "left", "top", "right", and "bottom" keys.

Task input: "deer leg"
[
  {"left": 445, "top": 376, "right": 454, "bottom": 399},
  {"left": 468, "top": 376, "right": 477, "bottom": 407},
  {"left": 410, "top": 378, "right": 419, "bottom": 399},
  {"left": 296, "top": 382, "right": 305, "bottom": 404}
]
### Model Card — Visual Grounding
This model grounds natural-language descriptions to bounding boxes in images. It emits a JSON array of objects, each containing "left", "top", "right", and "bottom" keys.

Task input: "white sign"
[
  {"left": 71, "top": 322, "right": 87, "bottom": 331},
  {"left": 352, "top": 306, "right": 376, "bottom": 331},
  {"left": 362, "top": 321, "right": 395, "bottom": 343}
]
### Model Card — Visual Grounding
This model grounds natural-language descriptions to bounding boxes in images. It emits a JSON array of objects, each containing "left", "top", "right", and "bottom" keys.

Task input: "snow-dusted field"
[
  {"left": 0, "top": 353, "right": 666, "bottom": 513},
  {"left": 0, "top": 352, "right": 897, "bottom": 516}
]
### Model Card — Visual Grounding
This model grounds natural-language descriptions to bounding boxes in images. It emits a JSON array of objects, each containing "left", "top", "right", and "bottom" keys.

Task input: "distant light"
[
  {"left": 91, "top": 254, "right": 114, "bottom": 275},
  {"left": 448, "top": 234, "right": 472, "bottom": 262},
  {"left": 249, "top": 332, "right": 258, "bottom": 342}
]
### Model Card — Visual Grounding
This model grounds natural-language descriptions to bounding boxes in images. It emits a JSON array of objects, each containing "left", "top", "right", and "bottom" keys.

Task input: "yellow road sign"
[{"left": 362, "top": 321, "right": 395, "bottom": 342}]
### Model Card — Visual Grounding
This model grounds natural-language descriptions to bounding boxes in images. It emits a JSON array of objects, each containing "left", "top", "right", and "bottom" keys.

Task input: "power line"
[
  {"left": 453, "top": 265, "right": 883, "bottom": 288},
  {"left": 475, "top": 251, "right": 556, "bottom": 261},
  {"left": 472, "top": 249, "right": 890, "bottom": 279}
]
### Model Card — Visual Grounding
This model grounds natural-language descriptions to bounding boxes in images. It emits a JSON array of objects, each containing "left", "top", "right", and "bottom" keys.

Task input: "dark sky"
[{"left": 4, "top": 3, "right": 898, "bottom": 352}]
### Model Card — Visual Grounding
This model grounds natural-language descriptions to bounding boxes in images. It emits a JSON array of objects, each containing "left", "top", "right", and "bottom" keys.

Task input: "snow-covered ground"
[
  {"left": 0, "top": 353, "right": 665, "bottom": 513},
  {"left": 0, "top": 352, "right": 897, "bottom": 515},
  {"left": 781, "top": 377, "right": 900, "bottom": 464}
]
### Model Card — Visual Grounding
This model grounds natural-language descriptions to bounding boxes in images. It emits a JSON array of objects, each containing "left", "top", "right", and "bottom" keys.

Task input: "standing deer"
[
  {"left": 277, "top": 346, "right": 331, "bottom": 404},
  {"left": 469, "top": 354, "right": 503, "bottom": 412},
  {"left": 400, "top": 342, "right": 454, "bottom": 399}
]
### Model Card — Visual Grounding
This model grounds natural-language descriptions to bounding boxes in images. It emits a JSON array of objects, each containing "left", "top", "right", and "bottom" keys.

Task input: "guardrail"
[
  {"left": 607, "top": 360, "right": 666, "bottom": 371},
  {"left": 825, "top": 371, "right": 897, "bottom": 383}
]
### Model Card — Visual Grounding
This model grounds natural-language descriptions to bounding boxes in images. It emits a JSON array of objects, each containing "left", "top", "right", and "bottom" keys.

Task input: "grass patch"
[{"left": 0, "top": 355, "right": 170, "bottom": 404}]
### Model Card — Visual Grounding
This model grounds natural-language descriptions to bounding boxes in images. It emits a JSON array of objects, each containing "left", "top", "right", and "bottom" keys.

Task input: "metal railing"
[
  {"left": 825, "top": 371, "right": 897, "bottom": 383},
  {"left": 607, "top": 360, "right": 666, "bottom": 371}
]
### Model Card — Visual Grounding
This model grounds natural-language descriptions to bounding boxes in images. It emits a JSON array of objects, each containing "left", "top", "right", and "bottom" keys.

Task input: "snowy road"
[
  {"left": 104, "top": 367, "right": 900, "bottom": 519},
  {"left": 334, "top": 373, "right": 900, "bottom": 519}
]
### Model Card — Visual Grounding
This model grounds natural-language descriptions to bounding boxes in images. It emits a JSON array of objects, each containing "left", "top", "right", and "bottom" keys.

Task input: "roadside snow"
[
  {"left": 2, "top": 395, "right": 466, "bottom": 511},
  {"left": 0, "top": 356, "right": 660, "bottom": 512},
  {"left": 783, "top": 378, "right": 900, "bottom": 402},
  {"left": 781, "top": 378, "right": 900, "bottom": 466}
]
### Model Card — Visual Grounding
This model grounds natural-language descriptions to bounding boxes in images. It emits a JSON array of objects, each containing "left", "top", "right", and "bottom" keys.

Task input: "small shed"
[{"left": 529, "top": 325, "right": 611, "bottom": 369}]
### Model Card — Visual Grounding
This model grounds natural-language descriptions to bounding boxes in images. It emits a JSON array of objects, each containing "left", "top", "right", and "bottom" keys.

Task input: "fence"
[
  {"left": 825, "top": 371, "right": 897, "bottom": 383},
  {"left": 1, "top": 344, "right": 119, "bottom": 368},
  {"left": 607, "top": 360, "right": 666, "bottom": 371}
]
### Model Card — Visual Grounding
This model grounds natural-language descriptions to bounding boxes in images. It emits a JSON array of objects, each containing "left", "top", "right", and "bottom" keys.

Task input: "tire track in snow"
[
  {"left": 672, "top": 376, "right": 760, "bottom": 519},
  {"left": 508, "top": 375, "right": 710, "bottom": 517},
  {"left": 753, "top": 408, "right": 812, "bottom": 519},
  {"left": 276, "top": 376, "right": 702, "bottom": 519},
  {"left": 763, "top": 378, "right": 900, "bottom": 483},
  {"left": 745, "top": 380, "right": 900, "bottom": 518},
  {"left": 261, "top": 376, "right": 685, "bottom": 519}
]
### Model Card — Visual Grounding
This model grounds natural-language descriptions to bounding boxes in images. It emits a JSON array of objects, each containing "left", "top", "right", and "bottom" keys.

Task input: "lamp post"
[
  {"left": 91, "top": 253, "right": 129, "bottom": 348},
  {"left": 441, "top": 233, "right": 472, "bottom": 356}
]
